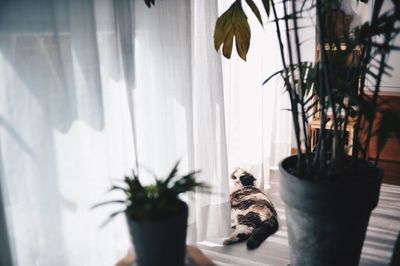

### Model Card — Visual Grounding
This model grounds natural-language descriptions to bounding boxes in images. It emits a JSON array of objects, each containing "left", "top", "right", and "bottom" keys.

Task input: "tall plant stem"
[
  {"left": 340, "top": 44, "right": 359, "bottom": 156},
  {"left": 291, "top": 0, "right": 312, "bottom": 174},
  {"left": 271, "top": 0, "right": 304, "bottom": 175},
  {"left": 316, "top": 0, "right": 343, "bottom": 173},
  {"left": 282, "top": 0, "right": 302, "bottom": 154},
  {"left": 354, "top": 25, "right": 374, "bottom": 160},
  {"left": 313, "top": 1, "right": 327, "bottom": 174}
]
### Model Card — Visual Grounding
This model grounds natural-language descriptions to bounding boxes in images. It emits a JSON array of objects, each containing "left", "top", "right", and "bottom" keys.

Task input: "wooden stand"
[{"left": 309, "top": 118, "right": 356, "bottom": 155}]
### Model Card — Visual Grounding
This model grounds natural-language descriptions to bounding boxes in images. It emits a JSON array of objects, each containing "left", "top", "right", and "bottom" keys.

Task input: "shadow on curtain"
[
  {"left": 0, "top": 0, "right": 134, "bottom": 265},
  {"left": 0, "top": 150, "right": 13, "bottom": 266}
]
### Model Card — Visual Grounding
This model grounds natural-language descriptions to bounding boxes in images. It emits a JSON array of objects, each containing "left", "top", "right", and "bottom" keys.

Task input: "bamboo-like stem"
[
  {"left": 271, "top": 0, "right": 304, "bottom": 175},
  {"left": 354, "top": 31, "right": 373, "bottom": 160},
  {"left": 341, "top": 42, "right": 358, "bottom": 156},
  {"left": 282, "top": 0, "right": 297, "bottom": 98},
  {"left": 353, "top": 48, "right": 369, "bottom": 159},
  {"left": 316, "top": 0, "right": 344, "bottom": 173},
  {"left": 356, "top": 0, "right": 383, "bottom": 161},
  {"left": 291, "top": 0, "right": 312, "bottom": 176},
  {"left": 313, "top": 3, "right": 326, "bottom": 175},
  {"left": 282, "top": 0, "right": 303, "bottom": 153}
]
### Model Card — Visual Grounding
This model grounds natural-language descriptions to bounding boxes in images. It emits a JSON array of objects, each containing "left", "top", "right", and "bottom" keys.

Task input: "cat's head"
[{"left": 230, "top": 168, "right": 256, "bottom": 187}]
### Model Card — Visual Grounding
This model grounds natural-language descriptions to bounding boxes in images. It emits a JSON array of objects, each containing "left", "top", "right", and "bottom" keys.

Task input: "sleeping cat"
[{"left": 223, "top": 168, "right": 279, "bottom": 249}]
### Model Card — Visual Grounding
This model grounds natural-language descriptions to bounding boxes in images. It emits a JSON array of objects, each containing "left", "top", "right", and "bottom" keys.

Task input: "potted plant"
[
  {"left": 93, "top": 161, "right": 206, "bottom": 266},
  {"left": 214, "top": 0, "right": 400, "bottom": 265}
]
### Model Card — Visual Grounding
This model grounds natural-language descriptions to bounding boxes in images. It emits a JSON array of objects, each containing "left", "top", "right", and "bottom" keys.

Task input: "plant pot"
[
  {"left": 279, "top": 155, "right": 383, "bottom": 266},
  {"left": 126, "top": 201, "right": 188, "bottom": 266}
]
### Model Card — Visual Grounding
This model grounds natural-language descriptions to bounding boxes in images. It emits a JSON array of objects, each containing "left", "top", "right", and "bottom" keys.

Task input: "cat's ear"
[
  {"left": 230, "top": 167, "right": 241, "bottom": 179},
  {"left": 230, "top": 172, "right": 237, "bottom": 180}
]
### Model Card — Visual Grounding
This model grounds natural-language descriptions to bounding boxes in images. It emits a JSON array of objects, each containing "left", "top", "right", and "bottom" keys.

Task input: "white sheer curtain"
[
  {"left": 0, "top": 0, "right": 292, "bottom": 265},
  {"left": 131, "top": 0, "right": 230, "bottom": 244},
  {"left": 0, "top": 0, "right": 230, "bottom": 265},
  {"left": 219, "top": 0, "right": 292, "bottom": 190},
  {"left": 0, "top": 0, "right": 134, "bottom": 265}
]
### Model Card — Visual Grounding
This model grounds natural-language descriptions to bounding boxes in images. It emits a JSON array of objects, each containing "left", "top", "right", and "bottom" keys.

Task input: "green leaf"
[
  {"left": 223, "top": 31, "right": 234, "bottom": 59},
  {"left": 214, "top": 1, "right": 251, "bottom": 61},
  {"left": 108, "top": 185, "right": 128, "bottom": 193},
  {"left": 214, "top": 15, "right": 232, "bottom": 51},
  {"left": 263, "top": 69, "right": 284, "bottom": 85},
  {"left": 90, "top": 200, "right": 127, "bottom": 210},
  {"left": 164, "top": 160, "right": 180, "bottom": 186},
  {"left": 305, "top": 100, "right": 318, "bottom": 113},
  {"left": 234, "top": 5, "right": 251, "bottom": 61},
  {"left": 245, "top": 0, "right": 263, "bottom": 26},
  {"left": 100, "top": 210, "right": 124, "bottom": 228},
  {"left": 94, "top": 162, "right": 205, "bottom": 222},
  {"left": 261, "top": 0, "right": 270, "bottom": 16}
]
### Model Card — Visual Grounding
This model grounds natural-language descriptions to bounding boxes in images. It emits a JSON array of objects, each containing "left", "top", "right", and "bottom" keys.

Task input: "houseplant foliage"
[
  {"left": 214, "top": 0, "right": 400, "bottom": 264},
  {"left": 215, "top": 0, "right": 400, "bottom": 179},
  {"left": 93, "top": 161, "right": 206, "bottom": 266}
]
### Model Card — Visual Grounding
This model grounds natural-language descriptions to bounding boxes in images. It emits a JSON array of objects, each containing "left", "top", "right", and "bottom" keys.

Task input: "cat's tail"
[{"left": 246, "top": 216, "right": 279, "bottom": 250}]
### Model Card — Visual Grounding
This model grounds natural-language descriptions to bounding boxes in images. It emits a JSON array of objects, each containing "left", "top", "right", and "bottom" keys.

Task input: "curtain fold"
[
  {"left": 0, "top": 156, "right": 13, "bottom": 266},
  {"left": 131, "top": 0, "right": 231, "bottom": 244},
  {"left": 190, "top": 0, "right": 231, "bottom": 244},
  {"left": 0, "top": 1, "right": 231, "bottom": 264},
  {"left": 0, "top": 1, "right": 134, "bottom": 265},
  {"left": 219, "top": 0, "right": 292, "bottom": 190}
]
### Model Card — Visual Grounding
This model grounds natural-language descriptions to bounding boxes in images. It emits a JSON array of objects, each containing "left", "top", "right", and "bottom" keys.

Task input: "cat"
[{"left": 223, "top": 168, "right": 279, "bottom": 249}]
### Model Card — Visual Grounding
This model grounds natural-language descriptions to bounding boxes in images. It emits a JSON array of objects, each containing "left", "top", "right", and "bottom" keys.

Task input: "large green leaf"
[{"left": 214, "top": 1, "right": 251, "bottom": 61}]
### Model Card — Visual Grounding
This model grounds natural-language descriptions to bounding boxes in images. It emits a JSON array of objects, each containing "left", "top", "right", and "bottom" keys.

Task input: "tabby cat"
[{"left": 223, "top": 168, "right": 279, "bottom": 249}]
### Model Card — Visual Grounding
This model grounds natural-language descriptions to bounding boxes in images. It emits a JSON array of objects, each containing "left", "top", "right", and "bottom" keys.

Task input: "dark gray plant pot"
[
  {"left": 279, "top": 155, "right": 383, "bottom": 266},
  {"left": 126, "top": 202, "right": 188, "bottom": 266}
]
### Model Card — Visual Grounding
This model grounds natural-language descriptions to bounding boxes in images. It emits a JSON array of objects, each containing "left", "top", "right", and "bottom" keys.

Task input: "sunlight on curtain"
[
  {"left": 0, "top": 0, "right": 133, "bottom": 265},
  {"left": 131, "top": 0, "right": 230, "bottom": 245},
  {"left": 219, "top": 0, "right": 293, "bottom": 191},
  {"left": 0, "top": 0, "right": 232, "bottom": 265},
  {"left": 0, "top": 0, "right": 294, "bottom": 265}
]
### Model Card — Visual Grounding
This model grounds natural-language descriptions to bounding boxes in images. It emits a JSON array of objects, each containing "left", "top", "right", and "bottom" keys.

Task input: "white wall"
[{"left": 379, "top": 0, "right": 400, "bottom": 92}]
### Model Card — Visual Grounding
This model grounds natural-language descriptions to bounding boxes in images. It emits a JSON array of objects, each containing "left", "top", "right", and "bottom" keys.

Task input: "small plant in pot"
[
  {"left": 214, "top": 0, "right": 400, "bottom": 265},
  {"left": 93, "top": 161, "right": 206, "bottom": 266}
]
